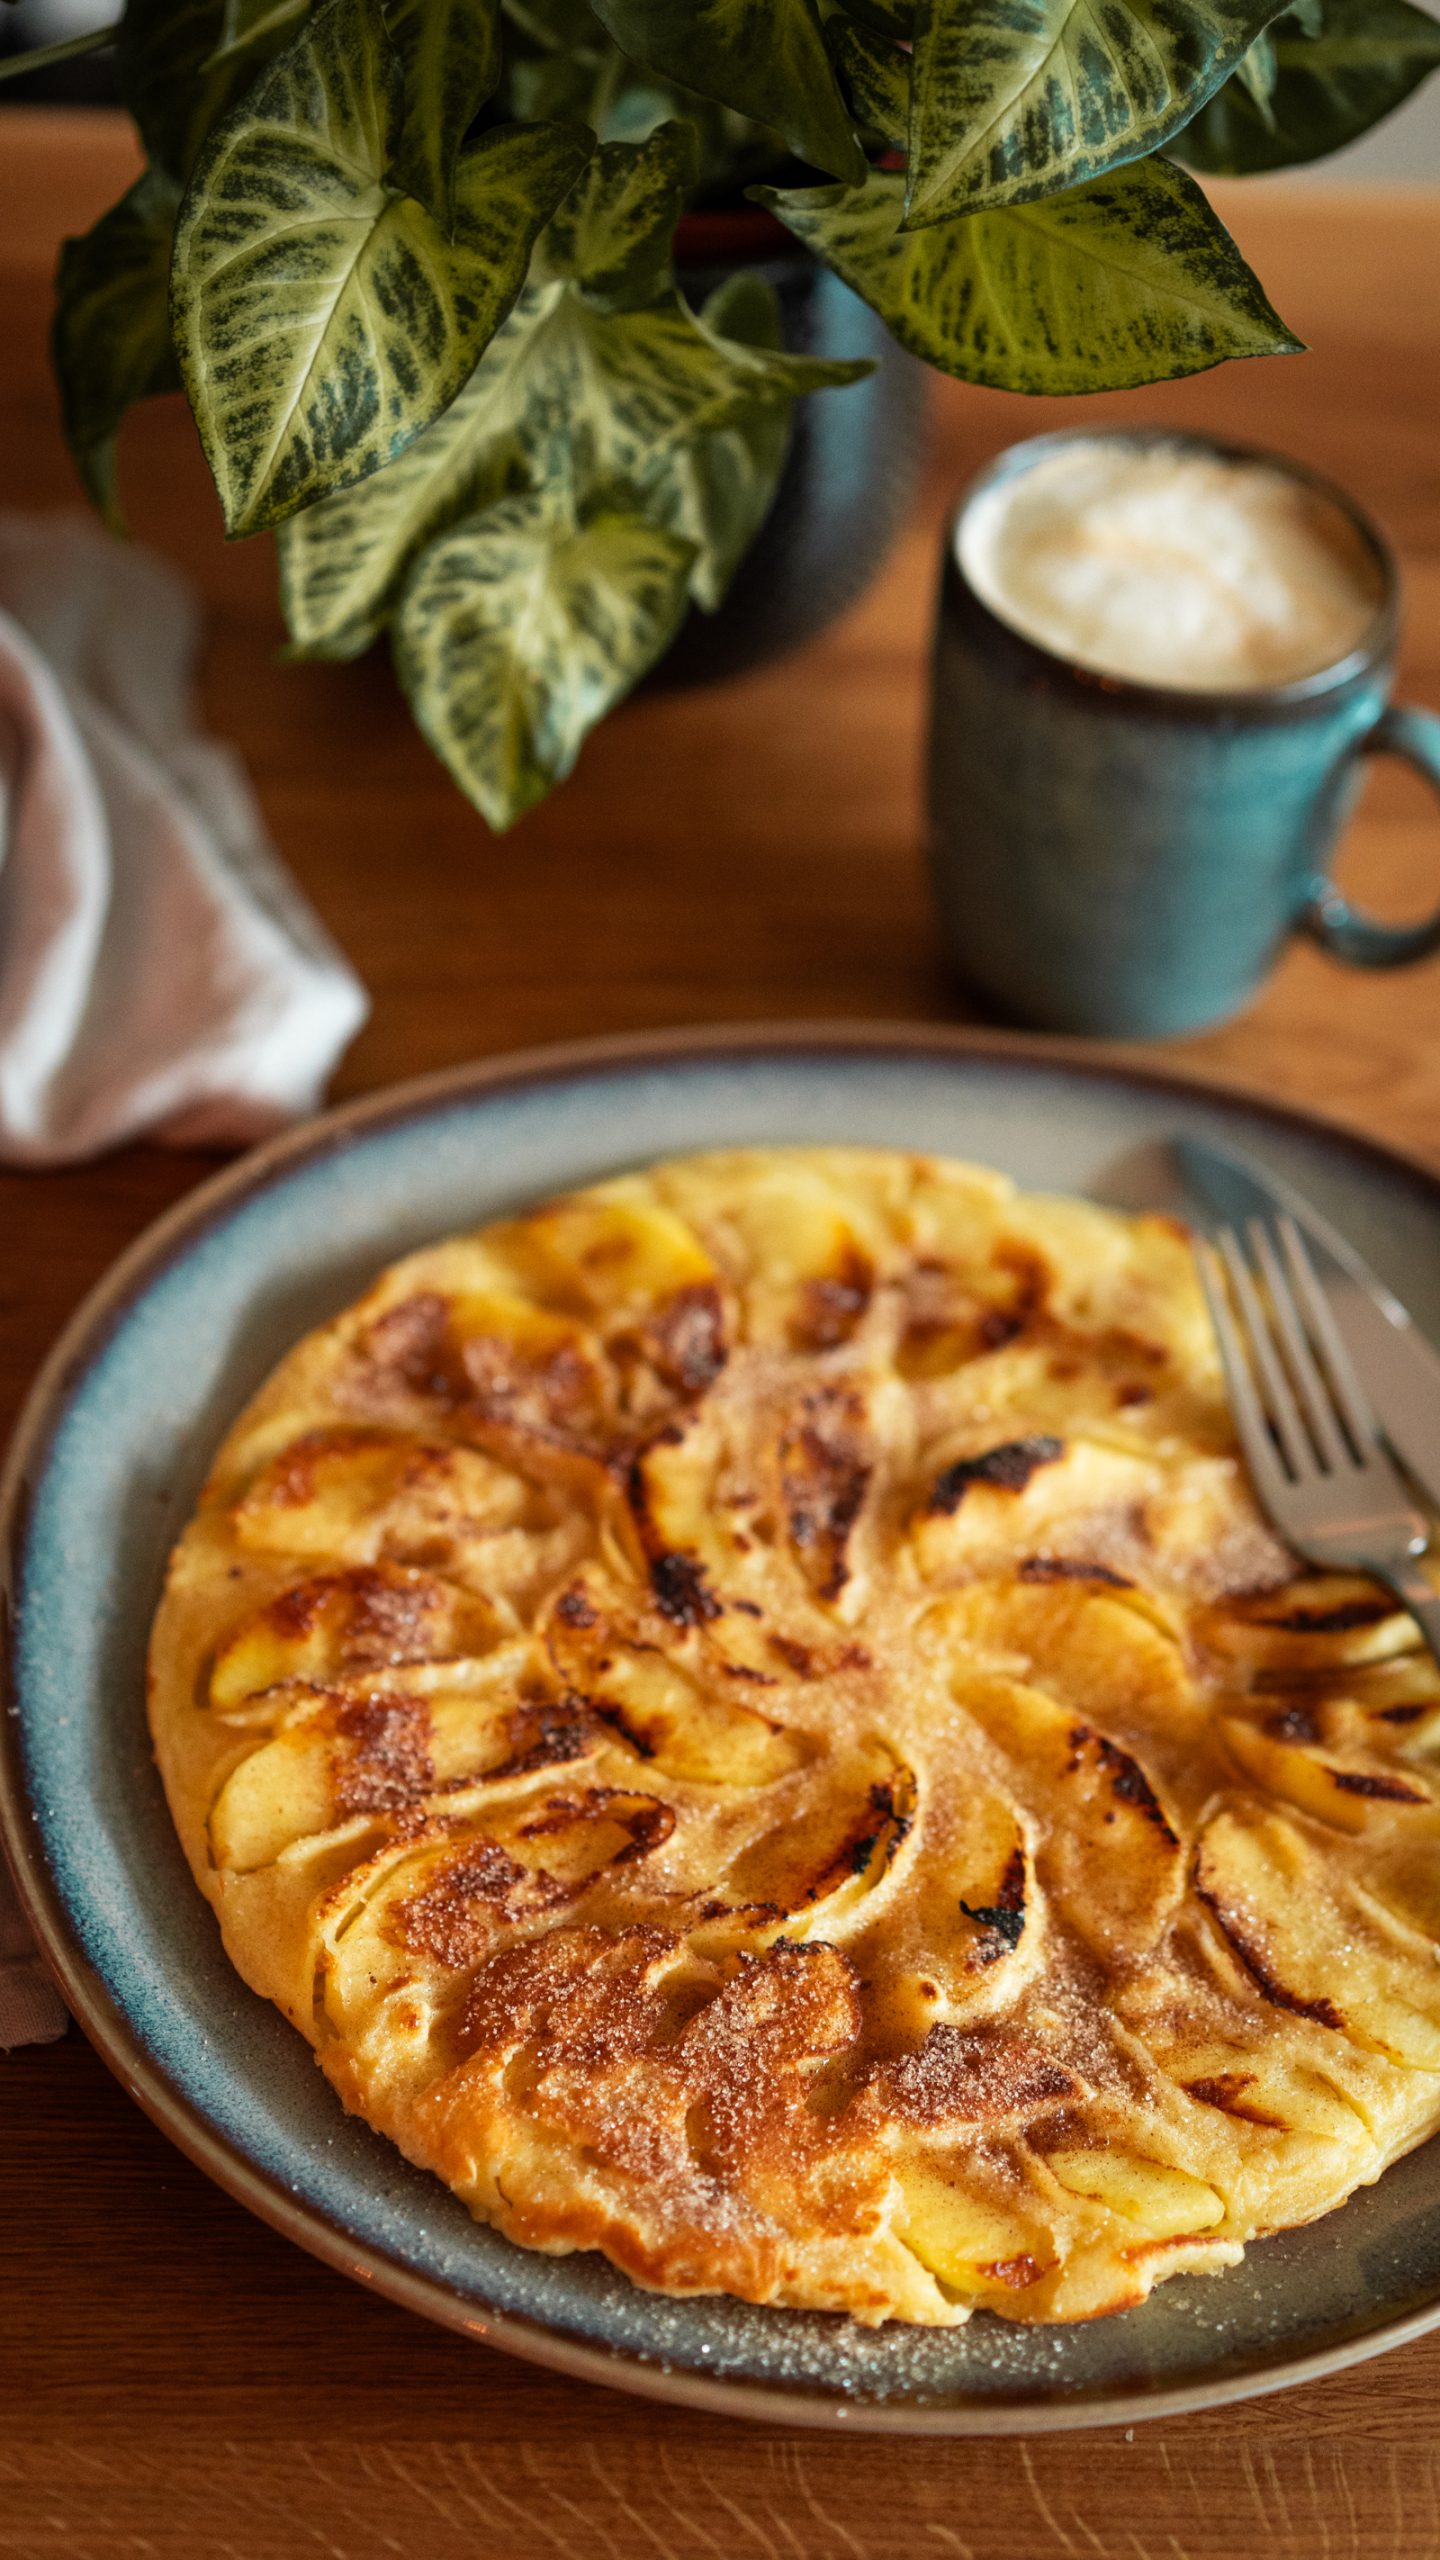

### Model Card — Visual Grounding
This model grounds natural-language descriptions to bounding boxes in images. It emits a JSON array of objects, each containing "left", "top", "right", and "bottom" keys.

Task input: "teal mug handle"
[{"left": 1306, "top": 704, "right": 1440, "bottom": 967}]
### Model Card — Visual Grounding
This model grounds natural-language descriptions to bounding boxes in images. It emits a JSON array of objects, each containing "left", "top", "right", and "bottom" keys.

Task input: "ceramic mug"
[{"left": 926, "top": 429, "right": 1440, "bottom": 1039}]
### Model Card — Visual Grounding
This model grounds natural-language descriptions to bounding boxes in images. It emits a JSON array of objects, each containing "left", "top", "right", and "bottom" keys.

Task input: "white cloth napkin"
[{"left": 0, "top": 512, "right": 368, "bottom": 1163}]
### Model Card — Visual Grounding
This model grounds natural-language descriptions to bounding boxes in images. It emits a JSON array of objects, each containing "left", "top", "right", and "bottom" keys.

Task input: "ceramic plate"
[{"left": 8, "top": 1024, "right": 1440, "bottom": 2435}]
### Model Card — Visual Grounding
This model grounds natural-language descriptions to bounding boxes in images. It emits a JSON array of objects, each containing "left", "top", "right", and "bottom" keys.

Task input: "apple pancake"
[{"left": 148, "top": 1147, "right": 1440, "bottom": 2326}]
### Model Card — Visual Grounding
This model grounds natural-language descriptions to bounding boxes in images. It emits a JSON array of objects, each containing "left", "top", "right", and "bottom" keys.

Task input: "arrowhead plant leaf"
[
  {"left": 1179, "top": 0, "right": 1440, "bottom": 174},
  {"left": 280, "top": 273, "right": 868, "bottom": 649},
  {"left": 587, "top": 0, "right": 867, "bottom": 179},
  {"left": 382, "top": 0, "right": 504, "bottom": 230},
  {"left": 171, "top": 0, "right": 592, "bottom": 536},
  {"left": 538, "top": 119, "right": 698, "bottom": 307},
  {"left": 206, "top": 0, "right": 310, "bottom": 73},
  {"left": 831, "top": 19, "right": 911, "bottom": 146},
  {"left": 905, "top": 0, "right": 1289, "bottom": 225},
  {"left": 277, "top": 292, "right": 547, "bottom": 656},
  {"left": 1233, "top": 27, "right": 1279, "bottom": 119},
  {"left": 395, "top": 496, "right": 697, "bottom": 826},
  {"left": 279, "top": 124, "right": 869, "bottom": 653},
  {"left": 52, "top": 164, "right": 182, "bottom": 531},
  {"left": 655, "top": 271, "right": 794, "bottom": 609},
  {"left": 757, "top": 157, "right": 1301, "bottom": 394}
]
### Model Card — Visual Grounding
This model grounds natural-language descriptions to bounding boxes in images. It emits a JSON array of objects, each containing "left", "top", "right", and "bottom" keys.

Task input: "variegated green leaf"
[
  {"left": 382, "top": 0, "right": 503, "bottom": 229},
  {"left": 396, "top": 496, "right": 696, "bottom": 826},
  {"left": 538, "top": 119, "right": 696, "bottom": 306},
  {"left": 1234, "top": 26, "right": 1279, "bottom": 117},
  {"left": 207, "top": 0, "right": 310, "bottom": 73},
  {"left": 1180, "top": 0, "right": 1440, "bottom": 173},
  {"left": 538, "top": 291, "right": 870, "bottom": 488},
  {"left": 52, "top": 164, "right": 182, "bottom": 530},
  {"left": 117, "top": 0, "right": 258, "bottom": 184},
  {"left": 172, "top": 0, "right": 591, "bottom": 536},
  {"left": 588, "top": 0, "right": 866, "bottom": 178},
  {"left": 280, "top": 268, "right": 867, "bottom": 649},
  {"left": 279, "top": 129, "right": 868, "bottom": 651},
  {"left": 277, "top": 298, "right": 541, "bottom": 656},
  {"left": 831, "top": 18, "right": 909, "bottom": 144},
  {"left": 906, "top": 0, "right": 1287, "bottom": 225},
  {"left": 659, "top": 272, "right": 792, "bottom": 609},
  {"left": 758, "top": 157, "right": 1300, "bottom": 393}
]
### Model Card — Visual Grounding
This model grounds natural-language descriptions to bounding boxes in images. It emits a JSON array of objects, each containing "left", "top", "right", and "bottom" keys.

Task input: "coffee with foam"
[{"left": 958, "top": 438, "right": 1383, "bottom": 694}]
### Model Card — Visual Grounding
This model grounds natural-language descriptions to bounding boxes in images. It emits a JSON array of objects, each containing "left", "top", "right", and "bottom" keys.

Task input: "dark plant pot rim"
[{"left": 673, "top": 204, "right": 794, "bottom": 265}]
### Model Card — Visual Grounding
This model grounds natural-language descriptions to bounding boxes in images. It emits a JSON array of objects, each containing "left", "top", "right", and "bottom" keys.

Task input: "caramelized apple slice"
[
  {"left": 1196, "top": 1805, "right": 1440, "bottom": 2070},
  {"left": 545, "top": 1585, "right": 807, "bottom": 1787},
  {"left": 320, "top": 1784, "right": 677, "bottom": 2052},
  {"left": 210, "top": 1700, "right": 349, "bottom": 1873},
  {"left": 710, "top": 1747, "right": 916, "bottom": 1948},
  {"left": 894, "top": 1216, "right": 1042, "bottom": 1377},
  {"left": 233, "top": 1430, "right": 422, "bottom": 1556},
  {"left": 926, "top": 1581, "right": 1192, "bottom": 1733},
  {"left": 1168, "top": 2040, "right": 1369, "bottom": 2145},
  {"left": 487, "top": 1192, "right": 712, "bottom": 1305},
  {"left": 955, "top": 1672, "right": 1184, "bottom": 1962},
  {"left": 707, "top": 1161, "right": 881, "bottom": 1351},
  {"left": 1044, "top": 2148, "right": 1224, "bottom": 2238},
  {"left": 773, "top": 1385, "right": 874, "bottom": 1603},
  {"left": 335, "top": 1271, "right": 623, "bottom": 1487},
  {"left": 913, "top": 1791, "right": 1036, "bottom": 1997},
  {"left": 588, "top": 1647, "right": 807, "bottom": 1788},
  {"left": 209, "top": 1563, "right": 504, "bottom": 1714},
  {"left": 339, "top": 1198, "right": 725, "bottom": 1448},
  {"left": 1201, "top": 1574, "right": 1420, "bottom": 1677},
  {"left": 234, "top": 1431, "right": 532, "bottom": 1557},
  {"left": 230, "top": 1428, "right": 585, "bottom": 1600},
  {"left": 1221, "top": 1714, "right": 1433, "bottom": 1835},
  {"left": 911, "top": 1438, "right": 1159, "bottom": 1580},
  {"left": 894, "top": 2162, "right": 1054, "bottom": 2304},
  {"left": 1352, "top": 1652, "right": 1440, "bottom": 1738},
  {"left": 623, "top": 1418, "right": 741, "bottom": 1621},
  {"left": 208, "top": 1655, "right": 610, "bottom": 1872},
  {"left": 953, "top": 1828, "right": 1034, "bottom": 1981}
]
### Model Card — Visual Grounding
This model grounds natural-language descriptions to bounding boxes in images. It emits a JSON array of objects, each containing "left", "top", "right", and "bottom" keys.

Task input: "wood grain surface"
[{"left": 3, "top": 107, "right": 1440, "bottom": 2560}]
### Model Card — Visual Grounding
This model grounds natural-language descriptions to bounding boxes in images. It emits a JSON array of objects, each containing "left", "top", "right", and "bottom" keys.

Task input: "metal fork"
[{"left": 1196, "top": 1211, "right": 1440, "bottom": 1668}]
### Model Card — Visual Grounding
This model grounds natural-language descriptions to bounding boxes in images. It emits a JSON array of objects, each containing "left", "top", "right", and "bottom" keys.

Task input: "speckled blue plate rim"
[{"left": 6, "top": 1020, "right": 1440, "bottom": 2436}]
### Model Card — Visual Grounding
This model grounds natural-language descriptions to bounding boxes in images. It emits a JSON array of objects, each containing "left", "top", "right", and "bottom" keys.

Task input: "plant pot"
[{"left": 650, "top": 210, "right": 928, "bottom": 689}]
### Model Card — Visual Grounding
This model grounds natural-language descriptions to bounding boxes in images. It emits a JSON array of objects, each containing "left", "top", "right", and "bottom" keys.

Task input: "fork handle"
[{"left": 1385, "top": 1565, "right": 1440, "bottom": 1674}]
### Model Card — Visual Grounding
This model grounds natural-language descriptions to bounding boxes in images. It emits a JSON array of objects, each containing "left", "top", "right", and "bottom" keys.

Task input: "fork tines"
[{"left": 1196, "top": 1212, "right": 1383, "bottom": 1491}]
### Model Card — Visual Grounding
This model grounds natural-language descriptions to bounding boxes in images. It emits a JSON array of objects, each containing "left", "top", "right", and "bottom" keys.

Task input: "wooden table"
[{"left": 4, "top": 106, "right": 1440, "bottom": 2560}]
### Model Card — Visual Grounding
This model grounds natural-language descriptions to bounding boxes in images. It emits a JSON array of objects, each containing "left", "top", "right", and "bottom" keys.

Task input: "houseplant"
[{"left": 18, "top": 0, "right": 1440, "bottom": 826}]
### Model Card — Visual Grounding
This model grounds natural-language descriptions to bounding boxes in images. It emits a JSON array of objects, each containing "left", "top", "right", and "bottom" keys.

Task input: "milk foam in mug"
[{"left": 957, "top": 438, "right": 1383, "bottom": 696}]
